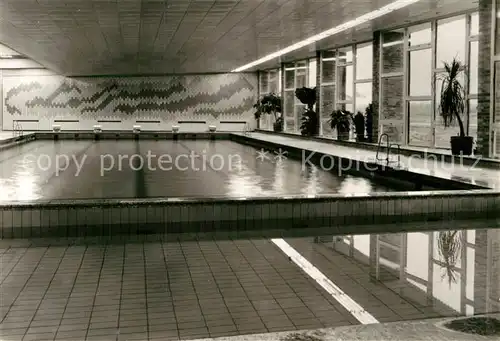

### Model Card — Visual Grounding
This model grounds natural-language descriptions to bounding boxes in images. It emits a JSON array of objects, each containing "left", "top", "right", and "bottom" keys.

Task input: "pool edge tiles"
[{"left": 0, "top": 190, "right": 499, "bottom": 239}]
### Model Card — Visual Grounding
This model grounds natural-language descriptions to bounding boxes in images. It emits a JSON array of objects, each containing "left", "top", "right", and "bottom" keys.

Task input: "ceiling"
[{"left": 0, "top": 0, "right": 478, "bottom": 76}]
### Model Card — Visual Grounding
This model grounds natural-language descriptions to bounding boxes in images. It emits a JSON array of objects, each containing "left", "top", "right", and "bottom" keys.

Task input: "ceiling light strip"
[{"left": 232, "top": 0, "right": 423, "bottom": 72}]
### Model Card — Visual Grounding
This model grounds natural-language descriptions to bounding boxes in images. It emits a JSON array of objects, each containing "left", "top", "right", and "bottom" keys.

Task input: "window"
[
  {"left": 470, "top": 12, "right": 479, "bottom": 36},
  {"left": 469, "top": 41, "right": 478, "bottom": 95},
  {"left": 337, "top": 65, "right": 353, "bottom": 102},
  {"left": 436, "top": 16, "right": 466, "bottom": 67},
  {"left": 258, "top": 69, "right": 281, "bottom": 130},
  {"left": 382, "top": 30, "right": 404, "bottom": 74},
  {"left": 408, "top": 101, "right": 433, "bottom": 146},
  {"left": 355, "top": 83, "right": 372, "bottom": 114},
  {"left": 338, "top": 46, "right": 353, "bottom": 64},
  {"left": 409, "top": 23, "right": 431, "bottom": 46},
  {"left": 308, "top": 59, "right": 317, "bottom": 87},
  {"left": 409, "top": 49, "right": 432, "bottom": 96},
  {"left": 356, "top": 42, "right": 372, "bottom": 80}
]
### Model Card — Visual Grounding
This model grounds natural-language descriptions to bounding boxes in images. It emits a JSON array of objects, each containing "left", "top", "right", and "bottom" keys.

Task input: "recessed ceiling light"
[
  {"left": 232, "top": 0, "right": 424, "bottom": 72},
  {"left": 0, "top": 54, "right": 13, "bottom": 58}
]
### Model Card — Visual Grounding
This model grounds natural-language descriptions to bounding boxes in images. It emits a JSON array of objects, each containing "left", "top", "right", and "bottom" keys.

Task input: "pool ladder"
[
  {"left": 12, "top": 121, "right": 23, "bottom": 137},
  {"left": 376, "top": 133, "right": 401, "bottom": 168}
]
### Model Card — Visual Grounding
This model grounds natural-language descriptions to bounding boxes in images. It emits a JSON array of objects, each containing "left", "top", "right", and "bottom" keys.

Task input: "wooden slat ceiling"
[{"left": 0, "top": 0, "right": 477, "bottom": 76}]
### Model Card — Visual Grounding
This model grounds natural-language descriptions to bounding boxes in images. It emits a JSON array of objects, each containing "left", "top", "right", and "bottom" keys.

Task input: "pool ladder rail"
[
  {"left": 12, "top": 121, "right": 23, "bottom": 137},
  {"left": 375, "top": 133, "right": 403, "bottom": 169}
]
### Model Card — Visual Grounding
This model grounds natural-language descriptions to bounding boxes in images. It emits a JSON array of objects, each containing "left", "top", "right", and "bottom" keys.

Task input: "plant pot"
[
  {"left": 273, "top": 120, "right": 283, "bottom": 132},
  {"left": 450, "top": 136, "right": 473, "bottom": 156},
  {"left": 337, "top": 130, "right": 349, "bottom": 141}
]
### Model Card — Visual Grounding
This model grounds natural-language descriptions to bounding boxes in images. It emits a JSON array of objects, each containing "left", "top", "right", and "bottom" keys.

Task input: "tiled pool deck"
[
  {"left": 4, "top": 216, "right": 499, "bottom": 341},
  {"left": 0, "top": 234, "right": 471, "bottom": 341},
  {"left": 189, "top": 314, "right": 500, "bottom": 341},
  {"left": 239, "top": 132, "right": 500, "bottom": 189}
]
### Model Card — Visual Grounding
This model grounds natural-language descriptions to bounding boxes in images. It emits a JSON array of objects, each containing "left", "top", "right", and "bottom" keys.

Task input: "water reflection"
[
  {"left": 317, "top": 228, "right": 500, "bottom": 316},
  {"left": 225, "top": 153, "right": 387, "bottom": 198}
]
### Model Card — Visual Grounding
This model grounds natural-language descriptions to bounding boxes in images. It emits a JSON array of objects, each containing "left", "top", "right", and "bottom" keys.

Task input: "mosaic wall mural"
[{"left": 2, "top": 73, "right": 257, "bottom": 130}]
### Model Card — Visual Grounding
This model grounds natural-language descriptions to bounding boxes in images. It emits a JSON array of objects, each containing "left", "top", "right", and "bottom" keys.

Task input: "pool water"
[{"left": 0, "top": 140, "right": 395, "bottom": 201}]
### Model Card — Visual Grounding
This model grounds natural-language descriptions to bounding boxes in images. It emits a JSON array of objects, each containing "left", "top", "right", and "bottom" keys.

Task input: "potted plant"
[
  {"left": 353, "top": 111, "right": 365, "bottom": 142},
  {"left": 253, "top": 93, "right": 283, "bottom": 132},
  {"left": 329, "top": 109, "right": 352, "bottom": 140},
  {"left": 365, "top": 103, "right": 374, "bottom": 143},
  {"left": 295, "top": 87, "right": 319, "bottom": 136},
  {"left": 438, "top": 58, "right": 473, "bottom": 155}
]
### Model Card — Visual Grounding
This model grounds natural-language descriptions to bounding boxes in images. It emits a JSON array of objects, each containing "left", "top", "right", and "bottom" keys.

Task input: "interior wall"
[{"left": 1, "top": 70, "right": 257, "bottom": 132}]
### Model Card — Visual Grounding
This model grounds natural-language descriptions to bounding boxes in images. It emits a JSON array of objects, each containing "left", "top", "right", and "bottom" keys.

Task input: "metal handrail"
[{"left": 375, "top": 133, "right": 401, "bottom": 167}]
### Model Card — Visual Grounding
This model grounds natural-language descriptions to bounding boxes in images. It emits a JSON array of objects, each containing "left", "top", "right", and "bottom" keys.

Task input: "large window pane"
[
  {"left": 469, "top": 41, "right": 478, "bottom": 95},
  {"left": 437, "top": 16, "right": 466, "bottom": 67},
  {"left": 322, "top": 58, "right": 336, "bottom": 84},
  {"left": 284, "top": 91, "right": 294, "bottom": 118},
  {"left": 468, "top": 99, "right": 477, "bottom": 143},
  {"left": 409, "top": 101, "right": 432, "bottom": 146},
  {"left": 355, "top": 83, "right": 372, "bottom": 114},
  {"left": 338, "top": 65, "right": 353, "bottom": 101},
  {"left": 309, "top": 59, "right": 317, "bottom": 87},
  {"left": 338, "top": 46, "right": 353, "bottom": 64},
  {"left": 296, "top": 67, "right": 307, "bottom": 88},
  {"left": 285, "top": 67, "right": 295, "bottom": 89},
  {"left": 381, "top": 76, "right": 404, "bottom": 120},
  {"left": 409, "top": 23, "right": 431, "bottom": 46},
  {"left": 259, "top": 72, "right": 269, "bottom": 93},
  {"left": 409, "top": 49, "right": 432, "bottom": 96},
  {"left": 470, "top": 12, "right": 479, "bottom": 36},
  {"left": 356, "top": 42, "right": 372, "bottom": 80},
  {"left": 268, "top": 70, "right": 278, "bottom": 93},
  {"left": 382, "top": 30, "right": 404, "bottom": 74}
]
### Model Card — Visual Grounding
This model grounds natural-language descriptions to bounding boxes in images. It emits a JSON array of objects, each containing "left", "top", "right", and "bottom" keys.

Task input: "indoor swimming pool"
[{"left": 0, "top": 139, "right": 397, "bottom": 201}]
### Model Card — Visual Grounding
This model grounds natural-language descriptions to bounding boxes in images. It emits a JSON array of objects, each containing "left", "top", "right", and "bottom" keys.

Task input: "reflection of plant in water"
[{"left": 438, "top": 231, "right": 462, "bottom": 286}]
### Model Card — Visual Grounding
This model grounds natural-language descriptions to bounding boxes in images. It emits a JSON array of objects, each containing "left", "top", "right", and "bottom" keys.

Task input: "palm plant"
[
  {"left": 295, "top": 87, "right": 319, "bottom": 136},
  {"left": 329, "top": 109, "right": 353, "bottom": 140},
  {"left": 438, "top": 58, "right": 473, "bottom": 155},
  {"left": 437, "top": 230, "right": 462, "bottom": 287},
  {"left": 254, "top": 93, "right": 283, "bottom": 132}
]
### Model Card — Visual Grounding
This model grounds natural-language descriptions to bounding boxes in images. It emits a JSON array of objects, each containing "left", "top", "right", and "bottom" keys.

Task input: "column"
[
  {"left": 371, "top": 31, "right": 381, "bottom": 143},
  {"left": 477, "top": 0, "right": 493, "bottom": 156}
]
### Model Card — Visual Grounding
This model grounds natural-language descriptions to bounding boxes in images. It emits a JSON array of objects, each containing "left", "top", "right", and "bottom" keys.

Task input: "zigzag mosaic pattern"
[{"left": 3, "top": 74, "right": 257, "bottom": 121}]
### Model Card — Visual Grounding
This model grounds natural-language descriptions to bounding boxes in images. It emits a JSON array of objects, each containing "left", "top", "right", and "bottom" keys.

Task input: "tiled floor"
[
  {"left": 242, "top": 132, "right": 500, "bottom": 189},
  {"left": 286, "top": 239, "right": 458, "bottom": 323},
  {"left": 0, "top": 234, "right": 463, "bottom": 341},
  {"left": 0, "top": 237, "right": 360, "bottom": 341}
]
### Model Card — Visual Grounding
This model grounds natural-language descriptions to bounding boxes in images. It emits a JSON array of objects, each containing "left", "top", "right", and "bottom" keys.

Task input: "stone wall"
[{"left": 478, "top": 0, "right": 493, "bottom": 156}]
